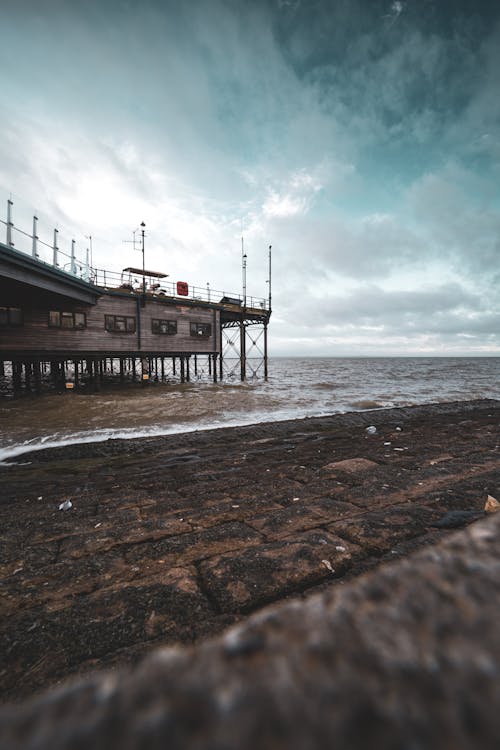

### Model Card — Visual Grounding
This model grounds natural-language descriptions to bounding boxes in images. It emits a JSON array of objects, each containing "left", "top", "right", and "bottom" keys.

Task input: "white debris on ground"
[{"left": 485, "top": 495, "right": 499, "bottom": 513}]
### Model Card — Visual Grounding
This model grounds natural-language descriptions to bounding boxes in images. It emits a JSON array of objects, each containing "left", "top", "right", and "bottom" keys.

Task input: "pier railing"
[
  {"left": 1, "top": 197, "right": 269, "bottom": 310},
  {"left": 1, "top": 198, "right": 93, "bottom": 280},
  {"left": 90, "top": 268, "right": 266, "bottom": 309}
]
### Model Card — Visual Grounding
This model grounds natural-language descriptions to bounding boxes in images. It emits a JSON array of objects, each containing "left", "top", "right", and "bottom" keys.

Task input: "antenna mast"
[
  {"left": 268, "top": 244, "right": 272, "bottom": 312},
  {"left": 242, "top": 235, "right": 247, "bottom": 308}
]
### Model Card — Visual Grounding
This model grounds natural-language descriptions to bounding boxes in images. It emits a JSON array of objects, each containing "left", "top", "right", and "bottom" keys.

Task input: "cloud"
[
  {"left": 1, "top": 0, "right": 500, "bottom": 355},
  {"left": 407, "top": 163, "right": 500, "bottom": 286},
  {"left": 261, "top": 166, "right": 325, "bottom": 218}
]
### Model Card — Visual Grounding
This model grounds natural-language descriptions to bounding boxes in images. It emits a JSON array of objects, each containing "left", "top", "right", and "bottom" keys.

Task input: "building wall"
[{"left": 0, "top": 292, "right": 221, "bottom": 355}]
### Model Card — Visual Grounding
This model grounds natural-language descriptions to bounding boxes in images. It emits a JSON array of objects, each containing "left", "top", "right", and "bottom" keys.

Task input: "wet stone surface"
[{"left": 0, "top": 399, "right": 499, "bottom": 702}]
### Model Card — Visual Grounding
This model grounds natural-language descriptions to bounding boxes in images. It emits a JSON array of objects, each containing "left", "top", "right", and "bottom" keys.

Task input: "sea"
[{"left": 1, "top": 356, "right": 499, "bottom": 464}]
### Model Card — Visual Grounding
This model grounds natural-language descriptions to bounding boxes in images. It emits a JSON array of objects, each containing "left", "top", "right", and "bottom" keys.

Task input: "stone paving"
[{"left": 1, "top": 400, "right": 499, "bottom": 701}]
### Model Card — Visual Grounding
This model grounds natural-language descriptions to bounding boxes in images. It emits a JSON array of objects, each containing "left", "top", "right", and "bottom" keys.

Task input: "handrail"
[
  {"left": 1, "top": 198, "right": 269, "bottom": 310},
  {"left": 91, "top": 267, "right": 267, "bottom": 309}
]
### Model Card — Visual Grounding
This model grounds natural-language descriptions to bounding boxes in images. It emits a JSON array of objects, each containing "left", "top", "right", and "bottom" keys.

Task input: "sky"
[{"left": 1, "top": 0, "right": 499, "bottom": 356}]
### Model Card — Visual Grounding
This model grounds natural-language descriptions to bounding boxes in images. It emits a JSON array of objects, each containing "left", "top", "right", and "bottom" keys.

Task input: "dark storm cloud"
[{"left": 1, "top": 0, "right": 499, "bottom": 354}]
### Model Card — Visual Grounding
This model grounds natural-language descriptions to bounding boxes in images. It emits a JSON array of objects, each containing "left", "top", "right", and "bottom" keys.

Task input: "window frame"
[
  {"left": 48, "top": 310, "right": 86, "bottom": 329},
  {"left": 190, "top": 321, "right": 211, "bottom": 338},
  {"left": 105, "top": 314, "right": 136, "bottom": 333},
  {"left": 151, "top": 318, "right": 177, "bottom": 335},
  {"left": 0, "top": 307, "right": 23, "bottom": 327}
]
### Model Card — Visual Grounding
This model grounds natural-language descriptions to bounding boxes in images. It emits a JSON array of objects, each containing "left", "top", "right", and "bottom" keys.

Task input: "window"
[
  {"left": 105, "top": 315, "right": 136, "bottom": 333},
  {"left": 48, "top": 311, "right": 86, "bottom": 329},
  {"left": 190, "top": 322, "right": 211, "bottom": 338},
  {"left": 0, "top": 307, "right": 23, "bottom": 326},
  {"left": 152, "top": 318, "right": 177, "bottom": 335}
]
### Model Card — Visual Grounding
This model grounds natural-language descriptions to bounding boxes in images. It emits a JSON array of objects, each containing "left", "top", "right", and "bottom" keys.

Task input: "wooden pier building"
[{"left": 0, "top": 238, "right": 271, "bottom": 394}]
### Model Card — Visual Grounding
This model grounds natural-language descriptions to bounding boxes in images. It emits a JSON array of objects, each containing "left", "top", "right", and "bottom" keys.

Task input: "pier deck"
[{"left": 0, "top": 241, "right": 271, "bottom": 388}]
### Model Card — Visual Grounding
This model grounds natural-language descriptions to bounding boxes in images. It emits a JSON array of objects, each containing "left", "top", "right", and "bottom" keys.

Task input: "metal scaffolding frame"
[{"left": 220, "top": 317, "right": 269, "bottom": 382}]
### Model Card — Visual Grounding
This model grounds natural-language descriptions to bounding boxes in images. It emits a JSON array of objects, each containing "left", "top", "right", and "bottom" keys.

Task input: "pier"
[{"left": 0, "top": 199, "right": 271, "bottom": 394}]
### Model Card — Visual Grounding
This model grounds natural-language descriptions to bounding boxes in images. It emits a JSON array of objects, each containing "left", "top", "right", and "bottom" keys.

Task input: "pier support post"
[
  {"left": 33, "top": 360, "right": 41, "bottom": 393},
  {"left": 93, "top": 359, "right": 100, "bottom": 391},
  {"left": 50, "top": 361, "right": 58, "bottom": 388},
  {"left": 24, "top": 361, "right": 32, "bottom": 391},
  {"left": 13, "top": 361, "right": 22, "bottom": 391},
  {"left": 240, "top": 318, "right": 246, "bottom": 382},
  {"left": 186, "top": 356, "right": 190, "bottom": 383},
  {"left": 264, "top": 322, "right": 268, "bottom": 381},
  {"left": 85, "top": 359, "right": 93, "bottom": 387},
  {"left": 180, "top": 357, "right": 185, "bottom": 383}
]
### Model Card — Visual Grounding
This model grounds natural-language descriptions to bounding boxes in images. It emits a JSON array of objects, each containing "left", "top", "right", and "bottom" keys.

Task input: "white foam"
[{"left": 0, "top": 407, "right": 323, "bottom": 464}]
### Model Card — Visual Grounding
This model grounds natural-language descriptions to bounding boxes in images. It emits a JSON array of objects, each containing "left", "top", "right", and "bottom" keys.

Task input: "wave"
[{"left": 349, "top": 400, "right": 387, "bottom": 410}]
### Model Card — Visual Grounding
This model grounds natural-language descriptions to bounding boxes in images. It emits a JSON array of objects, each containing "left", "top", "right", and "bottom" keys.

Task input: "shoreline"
[
  {"left": 2, "top": 397, "right": 497, "bottom": 465},
  {"left": 1, "top": 398, "right": 499, "bottom": 703}
]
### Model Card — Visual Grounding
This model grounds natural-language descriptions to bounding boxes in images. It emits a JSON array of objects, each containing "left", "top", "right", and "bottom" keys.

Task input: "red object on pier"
[{"left": 176, "top": 281, "right": 189, "bottom": 296}]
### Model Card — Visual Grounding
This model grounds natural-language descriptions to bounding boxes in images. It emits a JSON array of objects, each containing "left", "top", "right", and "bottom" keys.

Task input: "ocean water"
[{"left": 0, "top": 356, "right": 499, "bottom": 463}]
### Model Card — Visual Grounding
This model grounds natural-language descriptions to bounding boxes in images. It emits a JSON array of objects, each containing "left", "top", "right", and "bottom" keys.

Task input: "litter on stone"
[
  {"left": 485, "top": 495, "right": 499, "bottom": 513},
  {"left": 58, "top": 500, "right": 73, "bottom": 511},
  {"left": 365, "top": 426, "right": 377, "bottom": 435}
]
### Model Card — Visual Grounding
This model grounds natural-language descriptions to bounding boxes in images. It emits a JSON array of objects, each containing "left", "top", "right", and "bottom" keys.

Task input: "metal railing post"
[
  {"left": 6, "top": 199, "right": 13, "bottom": 246},
  {"left": 84, "top": 247, "right": 90, "bottom": 281},
  {"left": 53, "top": 228, "right": 59, "bottom": 267},
  {"left": 32, "top": 216, "right": 39, "bottom": 258},
  {"left": 71, "top": 239, "right": 76, "bottom": 275}
]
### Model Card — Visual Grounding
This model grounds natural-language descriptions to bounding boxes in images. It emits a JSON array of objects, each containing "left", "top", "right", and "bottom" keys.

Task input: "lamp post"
[
  {"left": 140, "top": 222, "right": 146, "bottom": 304},
  {"left": 241, "top": 236, "right": 247, "bottom": 308}
]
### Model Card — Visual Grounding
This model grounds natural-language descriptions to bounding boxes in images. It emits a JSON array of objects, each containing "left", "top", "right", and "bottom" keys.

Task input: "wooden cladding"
[{"left": 1, "top": 292, "right": 221, "bottom": 354}]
